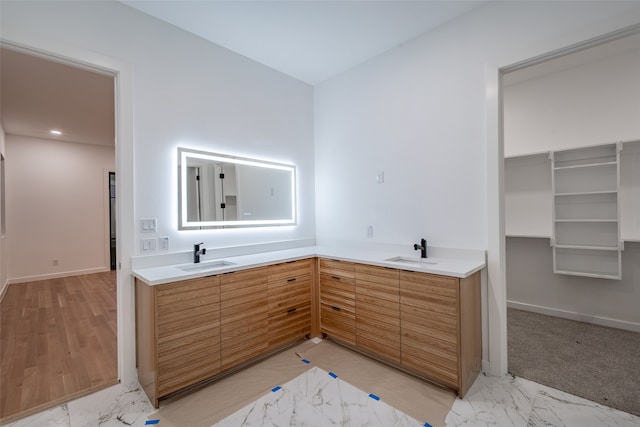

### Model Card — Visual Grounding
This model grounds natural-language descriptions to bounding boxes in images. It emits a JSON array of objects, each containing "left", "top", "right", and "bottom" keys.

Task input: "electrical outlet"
[
  {"left": 376, "top": 171, "right": 384, "bottom": 184},
  {"left": 158, "top": 236, "right": 169, "bottom": 251},
  {"left": 367, "top": 226, "right": 374, "bottom": 238}
]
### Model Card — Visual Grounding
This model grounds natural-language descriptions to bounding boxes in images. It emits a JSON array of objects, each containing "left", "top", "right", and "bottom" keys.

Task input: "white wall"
[
  {"left": 0, "top": 0, "right": 315, "bottom": 257},
  {"left": 507, "top": 237, "right": 640, "bottom": 331},
  {"left": 504, "top": 48, "right": 640, "bottom": 157},
  {"left": 314, "top": 1, "right": 640, "bottom": 374},
  {"left": 314, "top": 1, "right": 640, "bottom": 250},
  {"left": 5, "top": 135, "right": 115, "bottom": 281}
]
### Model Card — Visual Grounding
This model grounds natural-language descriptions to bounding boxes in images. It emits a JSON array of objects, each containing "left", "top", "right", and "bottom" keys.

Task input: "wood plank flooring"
[{"left": 0, "top": 271, "right": 118, "bottom": 423}]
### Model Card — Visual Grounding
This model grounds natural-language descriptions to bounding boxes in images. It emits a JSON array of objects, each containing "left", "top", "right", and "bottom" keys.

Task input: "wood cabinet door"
[
  {"left": 268, "top": 259, "right": 312, "bottom": 349},
  {"left": 220, "top": 267, "right": 269, "bottom": 371},
  {"left": 355, "top": 264, "right": 400, "bottom": 363},
  {"left": 155, "top": 276, "right": 221, "bottom": 397},
  {"left": 319, "top": 258, "right": 356, "bottom": 344},
  {"left": 399, "top": 271, "right": 460, "bottom": 388}
]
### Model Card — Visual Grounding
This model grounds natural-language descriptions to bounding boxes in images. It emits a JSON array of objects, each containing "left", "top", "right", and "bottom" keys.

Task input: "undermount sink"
[
  {"left": 385, "top": 256, "right": 438, "bottom": 266},
  {"left": 178, "top": 260, "right": 236, "bottom": 272}
]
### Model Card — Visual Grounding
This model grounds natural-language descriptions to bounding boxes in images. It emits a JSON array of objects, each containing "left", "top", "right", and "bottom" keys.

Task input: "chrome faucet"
[
  {"left": 194, "top": 242, "right": 206, "bottom": 263},
  {"left": 413, "top": 238, "right": 427, "bottom": 258}
]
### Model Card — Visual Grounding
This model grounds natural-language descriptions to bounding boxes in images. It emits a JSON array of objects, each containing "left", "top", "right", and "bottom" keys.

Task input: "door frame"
[
  {"left": 0, "top": 36, "right": 136, "bottom": 386},
  {"left": 485, "top": 21, "right": 640, "bottom": 377}
]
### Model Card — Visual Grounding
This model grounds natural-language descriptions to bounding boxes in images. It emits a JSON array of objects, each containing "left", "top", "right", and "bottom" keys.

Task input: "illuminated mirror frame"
[{"left": 178, "top": 147, "right": 297, "bottom": 229}]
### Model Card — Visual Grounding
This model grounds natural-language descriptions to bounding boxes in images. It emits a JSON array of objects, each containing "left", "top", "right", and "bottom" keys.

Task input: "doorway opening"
[
  {"left": 0, "top": 46, "right": 118, "bottom": 422},
  {"left": 502, "top": 28, "right": 640, "bottom": 416}
]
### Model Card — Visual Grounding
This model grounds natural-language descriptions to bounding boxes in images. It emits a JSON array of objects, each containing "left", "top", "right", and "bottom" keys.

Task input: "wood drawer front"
[
  {"left": 268, "top": 286, "right": 310, "bottom": 316},
  {"left": 220, "top": 267, "right": 268, "bottom": 295},
  {"left": 158, "top": 332, "right": 220, "bottom": 368},
  {"left": 399, "top": 273, "right": 458, "bottom": 318},
  {"left": 157, "top": 329, "right": 221, "bottom": 397},
  {"left": 221, "top": 331, "right": 269, "bottom": 371},
  {"left": 156, "top": 276, "right": 220, "bottom": 299},
  {"left": 320, "top": 303, "right": 356, "bottom": 345},
  {"left": 268, "top": 304, "right": 311, "bottom": 348},
  {"left": 355, "top": 264, "right": 399, "bottom": 285},
  {"left": 356, "top": 313, "right": 401, "bottom": 363},
  {"left": 158, "top": 359, "right": 221, "bottom": 397},
  {"left": 157, "top": 278, "right": 220, "bottom": 314},
  {"left": 220, "top": 267, "right": 268, "bottom": 319},
  {"left": 401, "top": 318, "right": 457, "bottom": 354},
  {"left": 401, "top": 343, "right": 458, "bottom": 387},
  {"left": 399, "top": 271, "right": 458, "bottom": 299},
  {"left": 319, "top": 274, "right": 355, "bottom": 312},
  {"left": 219, "top": 267, "right": 269, "bottom": 371},
  {"left": 356, "top": 285, "right": 399, "bottom": 319},
  {"left": 319, "top": 258, "right": 355, "bottom": 279},
  {"left": 221, "top": 297, "right": 268, "bottom": 322},
  {"left": 268, "top": 259, "right": 312, "bottom": 282},
  {"left": 357, "top": 334, "right": 401, "bottom": 364},
  {"left": 158, "top": 320, "right": 220, "bottom": 347},
  {"left": 158, "top": 342, "right": 220, "bottom": 386}
]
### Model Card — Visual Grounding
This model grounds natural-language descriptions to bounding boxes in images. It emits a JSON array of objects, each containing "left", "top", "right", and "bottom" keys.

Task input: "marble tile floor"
[{"left": 4, "top": 370, "right": 639, "bottom": 427}]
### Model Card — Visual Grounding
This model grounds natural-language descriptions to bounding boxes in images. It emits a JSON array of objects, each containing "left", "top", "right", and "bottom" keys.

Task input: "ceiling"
[
  {"left": 121, "top": 0, "right": 487, "bottom": 85},
  {"left": 0, "top": 1, "right": 637, "bottom": 148},
  {"left": 0, "top": 47, "right": 115, "bottom": 146}
]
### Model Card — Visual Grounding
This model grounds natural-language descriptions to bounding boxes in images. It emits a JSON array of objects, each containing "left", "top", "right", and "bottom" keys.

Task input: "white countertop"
[{"left": 132, "top": 245, "right": 486, "bottom": 286}]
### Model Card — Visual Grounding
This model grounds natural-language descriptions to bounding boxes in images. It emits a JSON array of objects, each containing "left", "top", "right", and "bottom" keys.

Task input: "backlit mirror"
[{"left": 178, "top": 148, "right": 296, "bottom": 229}]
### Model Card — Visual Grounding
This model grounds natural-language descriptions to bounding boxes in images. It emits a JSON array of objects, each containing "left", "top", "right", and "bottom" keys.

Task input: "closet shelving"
[{"left": 551, "top": 143, "right": 622, "bottom": 279}]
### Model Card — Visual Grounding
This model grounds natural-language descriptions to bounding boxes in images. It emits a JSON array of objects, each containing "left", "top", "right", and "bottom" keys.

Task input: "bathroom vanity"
[{"left": 134, "top": 246, "right": 484, "bottom": 408}]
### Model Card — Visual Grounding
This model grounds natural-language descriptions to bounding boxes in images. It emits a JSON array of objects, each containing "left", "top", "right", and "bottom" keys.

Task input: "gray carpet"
[{"left": 507, "top": 308, "right": 640, "bottom": 417}]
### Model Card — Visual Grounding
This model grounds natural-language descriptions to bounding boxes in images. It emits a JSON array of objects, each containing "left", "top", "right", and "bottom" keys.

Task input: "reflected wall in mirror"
[{"left": 178, "top": 147, "right": 296, "bottom": 229}]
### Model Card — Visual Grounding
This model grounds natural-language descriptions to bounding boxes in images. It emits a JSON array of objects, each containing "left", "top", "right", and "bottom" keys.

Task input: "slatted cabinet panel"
[
  {"left": 268, "top": 259, "right": 312, "bottom": 349},
  {"left": 355, "top": 264, "right": 400, "bottom": 363},
  {"left": 319, "top": 259, "right": 356, "bottom": 345},
  {"left": 135, "top": 276, "right": 221, "bottom": 407},
  {"left": 220, "top": 267, "right": 269, "bottom": 371},
  {"left": 155, "top": 277, "right": 221, "bottom": 397},
  {"left": 400, "top": 271, "right": 460, "bottom": 388}
]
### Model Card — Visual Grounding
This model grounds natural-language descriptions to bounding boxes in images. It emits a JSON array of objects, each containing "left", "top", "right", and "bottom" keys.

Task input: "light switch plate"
[
  {"left": 141, "top": 218, "right": 157, "bottom": 233},
  {"left": 141, "top": 238, "right": 157, "bottom": 253}
]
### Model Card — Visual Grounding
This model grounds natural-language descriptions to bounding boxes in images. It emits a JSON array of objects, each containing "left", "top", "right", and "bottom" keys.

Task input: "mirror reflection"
[{"left": 178, "top": 148, "right": 296, "bottom": 229}]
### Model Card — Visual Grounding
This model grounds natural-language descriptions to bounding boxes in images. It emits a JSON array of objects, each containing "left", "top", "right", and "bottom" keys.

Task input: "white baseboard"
[
  {"left": 7, "top": 267, "right": 111, "bottom": 284},
  {"left": 507, "top": 300, "right": 640, "bottom": 333}
]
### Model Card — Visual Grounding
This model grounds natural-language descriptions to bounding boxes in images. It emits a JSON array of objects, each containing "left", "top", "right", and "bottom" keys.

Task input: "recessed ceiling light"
[{"left": 50, "top": 130, "right": 62, "bottom": 135}]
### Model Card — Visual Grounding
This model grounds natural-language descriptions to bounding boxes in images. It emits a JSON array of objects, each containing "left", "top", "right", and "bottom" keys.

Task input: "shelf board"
[
  {"left": 553, "top": 269, "right": 621, "bottom": 280},
  {"left": 554, "top": 161, "right": 617, "bottom": 171},
  {"left": 554, "top": 190, "right": 617, "bottom": 197},
  {"left": 554, "top": 244, "right": 620, "bottom": 251},
  {"left": 554, "top": 219, "right": 618, "bottom": 223},
  {"left": 505, "top": 234, "right": 551, "bottom": 239}
]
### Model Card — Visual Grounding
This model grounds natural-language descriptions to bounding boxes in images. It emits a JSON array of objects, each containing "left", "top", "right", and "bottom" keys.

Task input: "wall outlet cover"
[{"left": 158, "top": 236, "right": 169, "bottom": 251}]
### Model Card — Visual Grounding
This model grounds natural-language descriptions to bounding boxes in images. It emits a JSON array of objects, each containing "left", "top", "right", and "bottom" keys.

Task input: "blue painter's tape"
[
  {"left": 145, "top": 421, "right": 160, "bottom": 425},
  {"left": 271, "top": 386, "right": 282, "bottom": 392},
  {"left": 301, "top": 359, "right": 311, "bottom": 364},
  {"left": 328, "top": 372, "right": 338, "bottom": 378},
  {"left": 368, "top": 393, "right": 380, "bottom": 401},
  {"left": 424, "top": 422, "right": 433, "bottom": 427}
]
